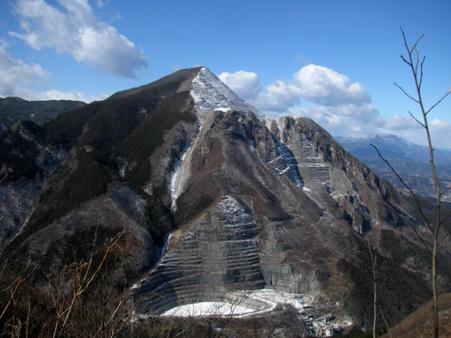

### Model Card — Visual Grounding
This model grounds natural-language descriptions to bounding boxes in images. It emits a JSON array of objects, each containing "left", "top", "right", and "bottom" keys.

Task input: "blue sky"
[{"left": 0, "top": 0, "right": 450, "bottom": 147}]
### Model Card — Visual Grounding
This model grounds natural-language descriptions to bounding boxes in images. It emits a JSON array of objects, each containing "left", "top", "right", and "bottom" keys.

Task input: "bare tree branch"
[
  {"left": 437, "top": 231, "right": 450, "bottom": 252},
  {"left": 51, "top": 229, "right": 127, "bottom": 338},
  {"left": 400, "top": 27, "right": 425, "bottom": 55},
  {"left": 396, "top": 27, "right": 447, "bottom": 338},
  {"left": 426, "top": 90, "right": 451, "bottom": 115},
  {"left": 380, "top": 307, "right": 392, "bottom": 338},
  {"left": 0, "top": 259, "right": 33, "bottom": 321},
  {"left": 408, "top": 111, "right": 426, "bottom": 128},
  {"left": 371, "top": 143, "right": 432, "bottom": 230},
  {"left": 368, "top": 241, "right": 378, "bottom": 338},
  {"left": 379, "top": 200, "right": 432, "bottom": 254},
  {"left": 419, "top": 56, "right": 426, "bottom": 88},
  {"left": 394, "top": 82, "right": 420, "bottom": 103}
]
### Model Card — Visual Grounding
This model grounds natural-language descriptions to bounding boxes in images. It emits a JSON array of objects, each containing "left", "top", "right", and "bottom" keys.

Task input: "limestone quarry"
[{"left": 1, "top": 66, "right": 450, "bottom": 337}]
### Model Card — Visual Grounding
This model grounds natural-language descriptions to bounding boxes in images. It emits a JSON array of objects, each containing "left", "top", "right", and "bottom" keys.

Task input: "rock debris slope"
[{"left": 2, "top": 67, "right": 450, "bottom": 331}]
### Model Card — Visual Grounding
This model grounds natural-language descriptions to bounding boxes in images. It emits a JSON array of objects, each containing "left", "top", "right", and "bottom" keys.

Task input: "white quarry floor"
[
  {"left": 158, "top": 288, "right": 351, "bottom": 336},
  {"left": 161, "top": 302, "right": 255, "bottom": 317},
  {"left": 160, "top": 289, "right": 314, "bottom": 318},
  {"left": 138, "top": 288, "right": 352, "bottom": 337}
]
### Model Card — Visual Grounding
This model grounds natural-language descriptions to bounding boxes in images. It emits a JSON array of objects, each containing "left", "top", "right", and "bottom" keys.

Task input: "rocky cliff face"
[{"left": 1, "top": 67, "right": 450, "bottom": 330}]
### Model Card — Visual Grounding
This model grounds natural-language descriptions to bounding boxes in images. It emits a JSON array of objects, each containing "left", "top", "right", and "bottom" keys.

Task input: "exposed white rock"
[
  {"left": 216, "top": 195, "right": 254, "bottom": 226},
  {"left": 272, "top": 138, "right": 304, "bottom": 187},
  {"left": 264, "top": 118, "right": 276, "bottom": 133},
  {"left": 214, "top": 107, "right": 232, "bottom": 113},
  {"left": 160, "top": 288, "right": 316, "bottom": 319},
  {"left": 168, "top": 119, "right": 206, "bottom": 212},
  {"left": 161, "top": 301, "right": 254, "bottom": 317},
  {"left": 217, "top": 195, "right": 245, "bottom": 216},
  {"left": 116, "top": 157, "right": 128, "bottom": 178},
  {"left": 161, "top": 233, "right": 172, "bottom": 257},
  {"left": 169, "top": 147, "right": 190, "bottom": 211},
  {"left": 191, "top": 67, "right": 258, "bottom": 116}
]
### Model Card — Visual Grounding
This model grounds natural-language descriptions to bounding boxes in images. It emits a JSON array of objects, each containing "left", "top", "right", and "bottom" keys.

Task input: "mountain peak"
[
  {"left": 373, "top": 133, "right": 409, "bottom": 144},
  {"left": 190, "top": 67, "right": 259, "bottom": 115},
  {"left": 106, "top": 66, "right": 259, "bottom": 117}
]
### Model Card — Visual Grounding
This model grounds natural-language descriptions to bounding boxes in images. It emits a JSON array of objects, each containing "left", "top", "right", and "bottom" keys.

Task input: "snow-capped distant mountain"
[{"left": 337, "top": 134, "right": 451, "bottom": 169}]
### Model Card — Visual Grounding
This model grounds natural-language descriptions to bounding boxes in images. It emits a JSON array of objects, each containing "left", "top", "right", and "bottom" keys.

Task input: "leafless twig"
[{"left": 388, "top": 27, "right": 449, "bottom": 338}]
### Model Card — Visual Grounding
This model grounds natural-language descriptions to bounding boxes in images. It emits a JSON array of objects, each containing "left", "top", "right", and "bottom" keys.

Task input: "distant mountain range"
[
  {"left": 0, "top": 96, "right": 85, "bottom": 130},
  {"left": 337, "top": 134, "right": 451, "bottom": 202}
]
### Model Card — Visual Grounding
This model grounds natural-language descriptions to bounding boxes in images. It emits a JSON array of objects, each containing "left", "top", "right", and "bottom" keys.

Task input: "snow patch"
[
  {"left": 159, "top": 289, "right": 314, "bottom": 318},
  {"left": 161, "top": 233, "right": 172, "bottom": 257},
  {"left": 161, "top": 302, "right": 254, "bottom": 317},
  {"left": 215, "top": 107, "right": 232, "bottom": 113},
  {"left": 272, "top": 138, "right": 304, "bottom": 187},
  {"left": 170, "top": 147, "right": 190, "bottom": 211},
  {"left": 190, "top": 67, "right": 258, "bottom": 115}
]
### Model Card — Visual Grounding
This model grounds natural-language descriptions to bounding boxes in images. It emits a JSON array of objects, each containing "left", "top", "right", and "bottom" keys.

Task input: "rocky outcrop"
[{"left": 0, "top": 121, "right": 66, "bottom": 247}]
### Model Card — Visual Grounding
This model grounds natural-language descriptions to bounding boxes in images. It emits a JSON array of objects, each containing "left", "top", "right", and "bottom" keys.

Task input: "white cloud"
[
  {"left": 11, "top": 0, "right": 147, "bottom": 77},
  {"left": 95, "top": 0, "right": 109, "bottom": 7},
  {"left": 253, "top": 80, "right": 300, "bottom": 111},
  {"left": 253, "top": 64, "right": 371, "bottom": 113},
  {"left": 39, "top": 89, "right": 107, "bottom": 102},
  {"left": 293, "top": 64, "right": 370, "bottom": 106},
  {"left": 0, "top": 42, "right": 49, "bottom": 98},
  {"left": 282, "top": 97, "right": 451, "bottom": 147},
  {"left": 0, "top": 43, "right": 102, "bottom": 102},
  {"left": 382, "top": 115, "right": 420, "bottom": 131},
  {"left": 218, "top": 71, "right": 260, "bottom": 100},
  {"left": 385, "top": 118, "right": 451, "bottom": 149},
  {"left": 226, "top": 64, "right": 451, "bottom": 149},
  {"left": 287, "top": 103, "right": 384, "bottom": 138},
  {"left": 250, "top": 64, "right": 377, "bottom": 138},
  {"left": 428, "top": 119, "right": 451, "bottom": 149},
  {"left": 430, "top": 118, "right": 450, "bottom": 129},
  {"left": 285, "top": 103, "right": 451, "bottom": 149}
]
